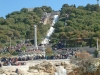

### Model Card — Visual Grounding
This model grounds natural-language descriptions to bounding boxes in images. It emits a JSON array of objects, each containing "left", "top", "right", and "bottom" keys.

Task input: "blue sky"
[{"left": 0, "top": 0, "right": 98, "bottom": 18}]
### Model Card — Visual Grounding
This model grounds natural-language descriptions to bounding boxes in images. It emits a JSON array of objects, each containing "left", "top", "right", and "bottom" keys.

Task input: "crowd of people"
[
  {"left": 0, "top": 40, "right": 81, "bottom": 67},
  {"left": 0, "top": 57, "right": 27, "bottom": 66},
  {"left": 46, "top": 49, "right": 79, "bottom": 59},
  {"left": 0, "top": 48, "right": 80, "bottom": 67},
  {"left": 0, "top": 42, "right": 33, "bottom": 53}
]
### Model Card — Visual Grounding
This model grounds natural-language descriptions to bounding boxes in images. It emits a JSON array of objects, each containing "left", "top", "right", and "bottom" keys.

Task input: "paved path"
[{"left": 17, "top": 59, "right": 70, "bottom": 66}]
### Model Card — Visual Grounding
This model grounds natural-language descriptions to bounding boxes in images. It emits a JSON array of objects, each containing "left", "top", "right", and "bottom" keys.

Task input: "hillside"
[
  {"left": 0, "top": 4, "right": 100, "bottom": 48},
  {"left": 0, "top": 6, "right": 52, "bottom": 48},
  {"left": 51, "top": 4, "right": 100, "bottom": 47}
]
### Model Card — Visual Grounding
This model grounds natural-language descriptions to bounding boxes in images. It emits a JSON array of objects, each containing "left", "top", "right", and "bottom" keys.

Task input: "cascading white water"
[
  {"left": 41, "top": 15, "right": 58, "bottom": 45},
  {"left": 55, "top": 66, "right": 67, "bottom": 75}
]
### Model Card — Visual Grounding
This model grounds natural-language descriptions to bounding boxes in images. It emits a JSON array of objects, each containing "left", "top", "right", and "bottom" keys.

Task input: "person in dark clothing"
[
  {"left": 15, "top": 68, "right": 19, "bottom": 74},
  {"left": 0, "top": 63, "right": 2, "bottom": 67}
]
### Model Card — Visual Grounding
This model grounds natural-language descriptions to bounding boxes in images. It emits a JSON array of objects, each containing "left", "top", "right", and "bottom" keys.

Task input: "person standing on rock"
[
  {"left": 15, "top": 68, "right": 19, "bottom": 74},
  {"left": 0, "top": 63, "right": 2, "bottom": 67}
]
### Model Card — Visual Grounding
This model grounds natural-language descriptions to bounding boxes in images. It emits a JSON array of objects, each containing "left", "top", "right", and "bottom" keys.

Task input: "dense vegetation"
[
  {"left": 0, "top": 6, "right": 52, "bottom": 48},
  {"left": 0, "top": 4, "right": 100, "bottom": 48},
  {"left": 51, "top": 4, "right": 100, "bottom": 47}
]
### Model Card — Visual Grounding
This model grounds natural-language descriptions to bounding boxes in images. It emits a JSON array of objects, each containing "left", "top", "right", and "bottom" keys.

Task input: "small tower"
[{"left": 97, "top": 0, "right": 99, "bottom": 5}]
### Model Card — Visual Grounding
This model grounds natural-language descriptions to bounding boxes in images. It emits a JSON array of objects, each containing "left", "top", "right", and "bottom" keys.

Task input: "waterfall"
[
  {"left": 55, "top": 66, "right": 67, "bottom": 75},
  {"left": 41, "top": 15, "right": 58, "bottom": 45}
]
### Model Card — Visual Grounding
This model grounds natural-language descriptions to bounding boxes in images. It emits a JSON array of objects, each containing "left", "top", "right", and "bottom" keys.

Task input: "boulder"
[{"left": 29, "top": 61, "right": 55, "bottom": 74}]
